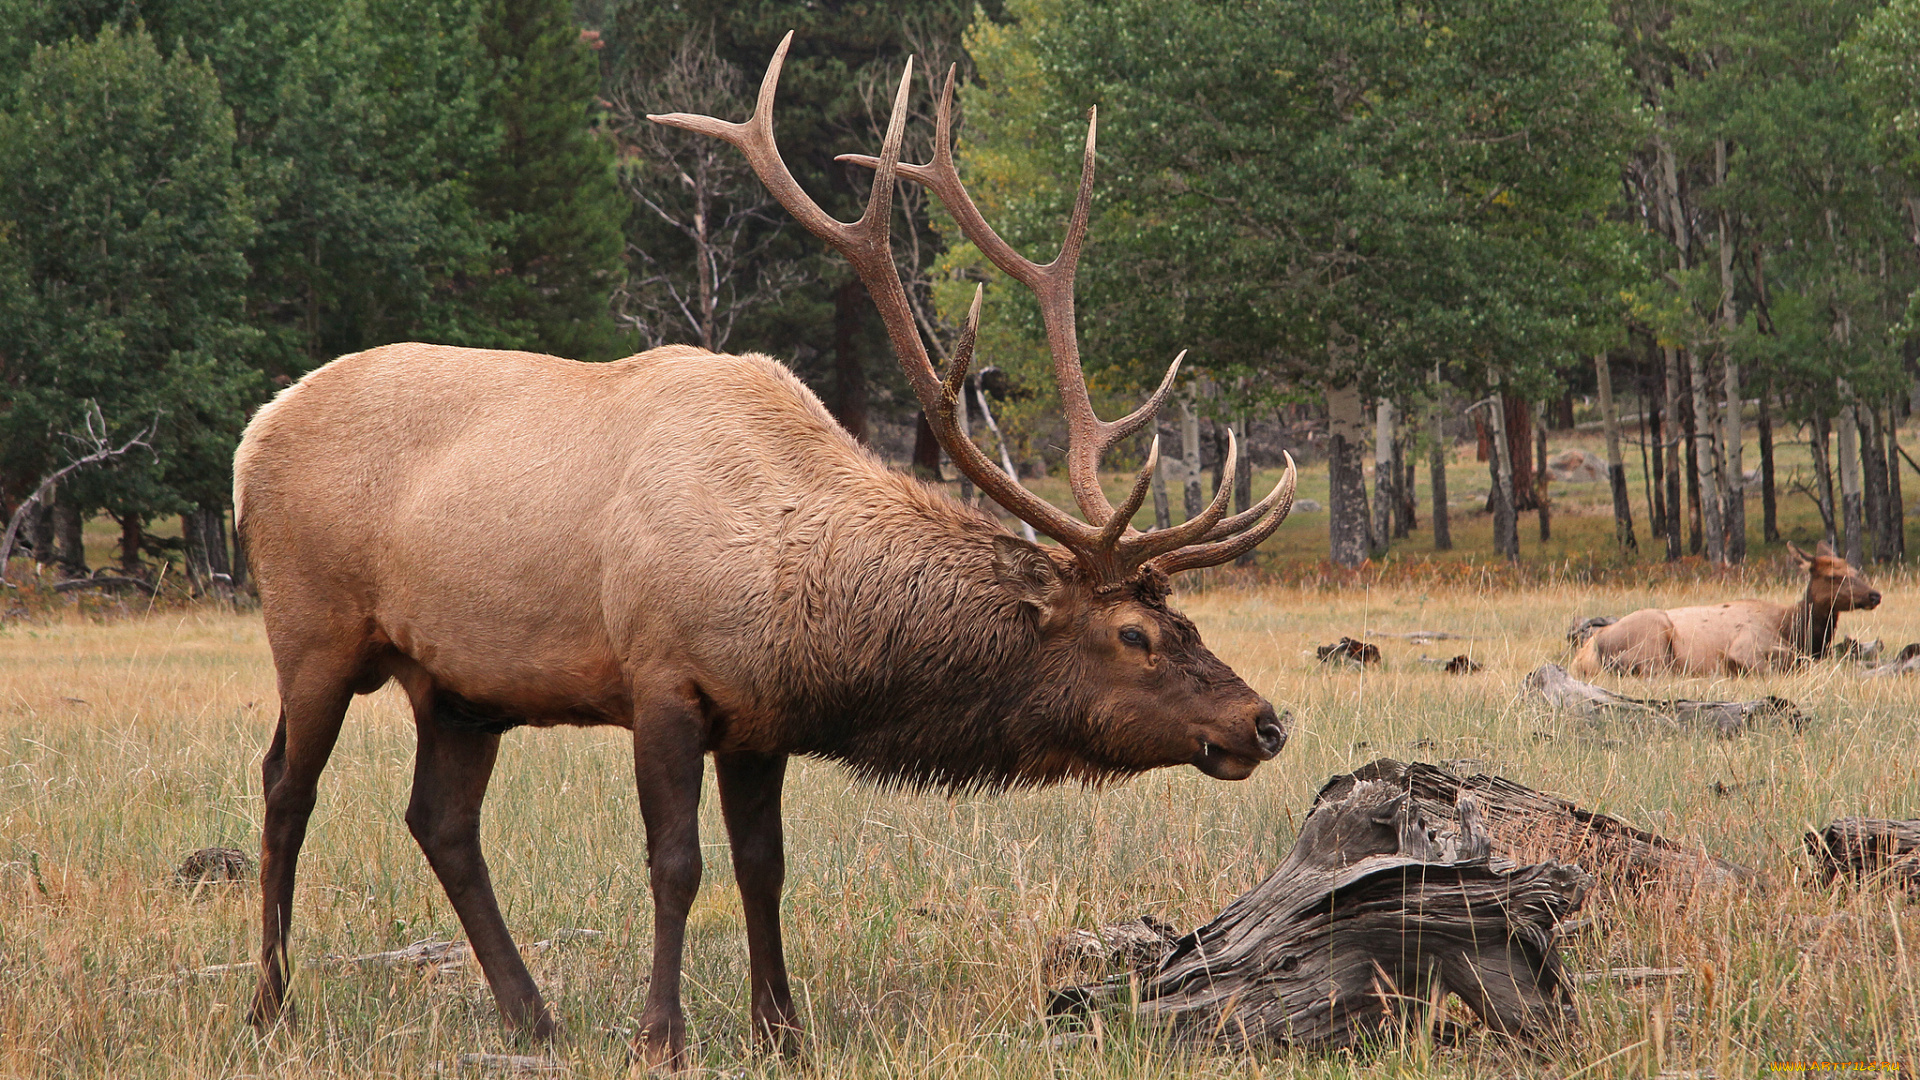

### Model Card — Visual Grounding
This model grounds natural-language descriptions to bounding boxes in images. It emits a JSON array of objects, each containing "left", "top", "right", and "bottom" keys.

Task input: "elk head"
[
  {"left": 1790, "top": 540, "right": 1881, "bottom": 613},
  {"left": 653, "top": 35, "right": 1296, "bottom": 780}
]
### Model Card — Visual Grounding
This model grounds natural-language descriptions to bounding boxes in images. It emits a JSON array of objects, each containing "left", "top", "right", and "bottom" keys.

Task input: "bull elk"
[
  {"left": 1571, "top": 540, "right": 1881, "bottom": 677},
  {"left": 234, "top": 35, "right": 1295, "bottom": 1066}
]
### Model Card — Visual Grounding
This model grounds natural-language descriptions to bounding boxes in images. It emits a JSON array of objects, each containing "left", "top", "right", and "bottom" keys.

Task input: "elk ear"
[
  {"left": 1786, "top": 541, "right": 1813, "bottom": 567},
  {"left": 1816, "top": 539, "right": 1839, "bottom": 559},
  {"left": 991, "top": 534, "right": 1061, "bottom": 610}
]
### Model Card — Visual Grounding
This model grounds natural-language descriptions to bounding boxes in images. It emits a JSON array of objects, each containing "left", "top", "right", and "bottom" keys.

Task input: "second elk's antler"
[{"left": 650, "top": 33, "right": 1295, "bottom": 581}]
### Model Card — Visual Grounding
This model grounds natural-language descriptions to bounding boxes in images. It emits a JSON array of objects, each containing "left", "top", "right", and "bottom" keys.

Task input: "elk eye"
[{"left": 1119, "top": 627, "right": 1149, "bottom": 650}]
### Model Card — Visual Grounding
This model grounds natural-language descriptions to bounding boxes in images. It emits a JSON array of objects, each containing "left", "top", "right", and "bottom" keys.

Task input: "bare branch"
[{"left": 1, "top": 404, "right": 156, "bottom": 584}]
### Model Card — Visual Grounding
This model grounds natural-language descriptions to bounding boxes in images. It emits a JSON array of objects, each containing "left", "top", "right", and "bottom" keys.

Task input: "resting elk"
[
  {"left": 234, "top": 35, "right": 1295, "bottom": 1067},
  {"left": 1571, "top": 540, "right": 1881, "bottom": 677}
]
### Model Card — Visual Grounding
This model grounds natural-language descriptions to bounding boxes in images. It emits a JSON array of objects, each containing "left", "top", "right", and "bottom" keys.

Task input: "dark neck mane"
[
  {"left": 758, "top": 482, "right": 1110, "bottom": 791},
  {"left": 1785, "top": 589, "right": 1838, "bottom": 657}
]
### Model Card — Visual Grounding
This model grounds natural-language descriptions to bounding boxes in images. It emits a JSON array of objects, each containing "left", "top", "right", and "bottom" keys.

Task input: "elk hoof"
[{"left": 635, "top": 1009, "right": 688, "bottom": 1072}]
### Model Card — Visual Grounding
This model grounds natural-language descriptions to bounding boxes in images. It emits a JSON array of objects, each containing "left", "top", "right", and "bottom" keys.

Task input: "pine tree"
[{"left": 474, "top": 0, "right": 629, "bottom": 360}]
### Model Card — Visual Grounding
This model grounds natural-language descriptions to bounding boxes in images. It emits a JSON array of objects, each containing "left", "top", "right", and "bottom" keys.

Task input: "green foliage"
[
  {"left": 955, "top": 0, "right": 1640, "bottom": 412},
  {"left": 473, "top": 0, "right": 629, "bottom": 360},
  {"left": 0, "top": 25, "right": 262, "bottom": 515}
]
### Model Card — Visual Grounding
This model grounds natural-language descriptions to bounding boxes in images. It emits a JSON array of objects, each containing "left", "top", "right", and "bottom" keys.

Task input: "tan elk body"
[
  {"left": 236, "top": 35, "right": 1296, "bottom": 1068},
  {"left": 1570, "top": 541, "right": 1881, "bottom": 677}
]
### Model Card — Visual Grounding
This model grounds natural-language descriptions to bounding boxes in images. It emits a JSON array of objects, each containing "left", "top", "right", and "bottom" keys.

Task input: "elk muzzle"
[{"left": 1192, "top": 700, "right": 1288, "bottom": 781}]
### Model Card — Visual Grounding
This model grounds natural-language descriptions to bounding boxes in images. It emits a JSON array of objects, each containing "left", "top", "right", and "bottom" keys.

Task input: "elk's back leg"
[
  {"left": 249, "top": 648, "right": 359, "bottom": 1028},
  {"left": 631, "top": 685, "right": 708, "bottom": 1069},
  {"left": 400, "top": 674, "right": 554, "bottom": 1038},
  {"left": 715, "top": 751, "right": 799, "bottom": 1052}
]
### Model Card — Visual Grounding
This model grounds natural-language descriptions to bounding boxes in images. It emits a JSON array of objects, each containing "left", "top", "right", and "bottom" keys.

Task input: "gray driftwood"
[
  {"left": 1806, "top": 818, "right": 1920, "bottom": 893},
  {"left": 1862, "top": 643, "right": 1920, "bottom": 678},
  {"left": 1321, "top": 759, "right": 1752, "bottom": 890},
  {"left": 1055, "top": 777, "right": 1591, "bottom": 1050},
  {"left": 1523, "top": 663, "right": 1807, "bottom": 736}
]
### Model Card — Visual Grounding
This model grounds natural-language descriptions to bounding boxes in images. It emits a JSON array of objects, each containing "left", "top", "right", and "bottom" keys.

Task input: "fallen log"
[
  {"left": 1522, "top": 663, "right": 1808, "bottom": 736},
  {"left": 1055, "top": 777, "right": 1591, "bottom": 1050},
  {"left": 1320, "top": 759, "right": 1752, "bottom": 891},
  {"left": 52, "top": 574, "right": 154, "bottom": 595},
  {"left": 1805, "top": 818, "right": 1920, "bottom": 893}
]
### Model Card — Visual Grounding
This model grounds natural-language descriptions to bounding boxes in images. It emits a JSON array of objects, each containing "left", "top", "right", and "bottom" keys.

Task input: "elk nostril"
[{"left": 1254, "top": 703, "right": 1286, "bottom": 758}]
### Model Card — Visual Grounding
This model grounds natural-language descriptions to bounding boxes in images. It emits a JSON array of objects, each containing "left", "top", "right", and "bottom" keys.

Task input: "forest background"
[{"left": 4, "top": 0, "right": 1920, "bottom": 588}]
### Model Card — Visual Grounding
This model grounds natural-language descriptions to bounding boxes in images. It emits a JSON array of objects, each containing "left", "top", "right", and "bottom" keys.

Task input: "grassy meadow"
[
  {"left": 4, "top": 418, "right": 1918, "bottom": 1077},
  {"left": 3, "top": 556, "right": 1919, "bottom": 1077}
]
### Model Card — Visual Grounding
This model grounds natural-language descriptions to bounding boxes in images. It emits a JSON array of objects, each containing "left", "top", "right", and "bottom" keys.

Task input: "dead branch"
[
  {"left": 1522, "top": 663, "right": 1807, "bottom": 737},
  {"left": 0, "top": 404, "right": 154, "bottom": 583}
]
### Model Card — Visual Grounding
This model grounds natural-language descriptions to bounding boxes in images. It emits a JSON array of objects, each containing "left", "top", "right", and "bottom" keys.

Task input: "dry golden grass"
[{"left": 2, "top": 573, "right": 1917, "bottom": 1078}]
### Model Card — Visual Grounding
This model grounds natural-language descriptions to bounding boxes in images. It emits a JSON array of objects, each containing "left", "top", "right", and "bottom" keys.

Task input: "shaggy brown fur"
[
  {"left": 1570, "top": 541, "right": 1882, "bottom": 677},
  {"left": 234, "top": 342, "right": 1286, "bottom": 1060}
]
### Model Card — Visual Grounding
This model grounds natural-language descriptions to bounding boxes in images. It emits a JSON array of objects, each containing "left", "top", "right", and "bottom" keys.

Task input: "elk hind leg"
[
  {"left": 715, "top": 751, "right": 800, "bottom": 1052},
  {"left": 250, "top": 654, "right": 360, "bottom": 1028},
  {"left": 402, "top": 677, "right": 553, "bottom": 1038}
]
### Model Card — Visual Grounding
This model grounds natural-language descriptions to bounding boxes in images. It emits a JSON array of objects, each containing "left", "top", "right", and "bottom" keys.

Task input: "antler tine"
[
  {"left": 662, "top": 39, "right": 1103, "bottom": 554},
  {"left": 942, "top": 284, "right": 982, "bottom": 405},
  {"left": 1095, "top": 435, "right": 1160, "bottom": 551},
  {"left": 1148, "top": 453, "right": 1297, "bottom": 574},
  {"left": 1103, "top": 350, "right": 1184, "bottom": 447},
  {"left": 1119, "top": 428, "right": 1241, "bottom": 564}
]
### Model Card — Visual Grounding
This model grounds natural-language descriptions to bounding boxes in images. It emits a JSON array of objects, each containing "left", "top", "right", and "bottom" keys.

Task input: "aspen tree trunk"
[
  {"left": 1428, "top": 374, "right": 1452, "bottom": 552},
  {"left": 1639, "top": 377, "right": 1658, "bottom": 539},
  {"left": 1812, "top": 410, "right": 1838, "bottom": 547},
  {"left": 1716, "top": 143, "right": 1745, "bottom": 563},
  {"left": 1232, "top": 415, "right": 1255, "bottom": 566},
  {"left": 1758, "top": 393, "right": 1779, "bottom": 543},
  {"left": 1687, "top": 348, "right": 1724, "bottom": 564},
  {"left": 1327, "top": 384, "right": 1372, "bottom": 568},
  {"left": 1838, "top": 392, "right": 1866, "bottom": 567},
  {"left": 1392, "top": 437, "right": 1412, "bottom": 537},
  {"left": 1662, "top": 346, "right": 1685, "bottom": 560},
  {"left": 1595, "top": 353, "right": 1635, "bottom": 551},
  {"left": 1863, "top": 404, "right": 1890, "bottom": 562},
  {"left": 1721, "top": 362, "right": 1745, "bottom": 563},
  {"left": 1151, "top": 452, "right": 1172, "bottom": 530},
  {"left": 1179, "top": 397, "right": 1204, "bottom": 521},
  {"left": 1372, "top": 400, "right": 1395, "bottom": 554},
  {"left": 1487, "top": 378, "right": 1519, "bottom": 562}
]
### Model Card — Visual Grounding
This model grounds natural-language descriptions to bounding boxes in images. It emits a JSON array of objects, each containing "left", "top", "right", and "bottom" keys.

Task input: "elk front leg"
[
  {"left": 633, "top": 690, "right": 707, "bottom": 1069},
  {"left": 715, "top": 751, "right": 799, "bottom": 1052},
  {"left": 404, "top": 710, "right": 553, "bottom": 1038}
]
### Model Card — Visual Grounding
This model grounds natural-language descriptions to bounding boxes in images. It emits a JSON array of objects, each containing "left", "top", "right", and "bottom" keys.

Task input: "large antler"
[{"left": 650, "top": 33, "right": 1294, "bottom": 579}]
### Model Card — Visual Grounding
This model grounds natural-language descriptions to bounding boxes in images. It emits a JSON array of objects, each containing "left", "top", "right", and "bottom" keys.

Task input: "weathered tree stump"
[
  {"left": 1055, "top": 778, "right": 1591, "bottom": 1051},
  {"left": 1806, "top": 818, "right": 1920, "bottom": 893},
  {"left": 1317, "top": 637, "right": 1382, "bottom": 665},
  {"left": 1523, "top": 663, "right": 1807, "bottom": 736},
  {"left": 1321, "top": 759, "right": 1753, "bottom": 891}
]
